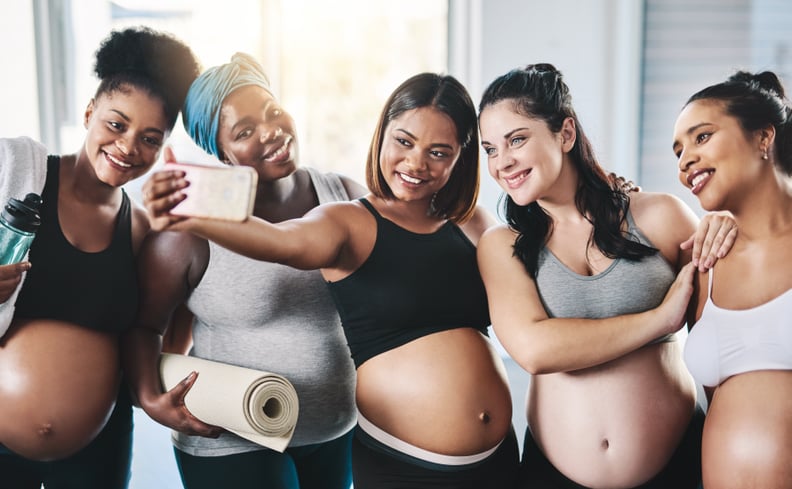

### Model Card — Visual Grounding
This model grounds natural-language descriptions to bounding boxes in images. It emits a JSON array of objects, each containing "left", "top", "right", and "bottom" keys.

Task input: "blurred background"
[{"left": 1, "top": 1, "right": 790, "bottom": 487}]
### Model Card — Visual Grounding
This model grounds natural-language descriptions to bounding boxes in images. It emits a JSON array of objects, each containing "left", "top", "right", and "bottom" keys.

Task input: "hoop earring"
[{"left": 427, "top": 193, "right": 438, "bottom": 217}]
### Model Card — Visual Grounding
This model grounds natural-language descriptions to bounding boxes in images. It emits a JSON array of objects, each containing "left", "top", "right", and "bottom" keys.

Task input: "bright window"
[{"left": 50, "top": 0, "right": 449, "bottom": 191}]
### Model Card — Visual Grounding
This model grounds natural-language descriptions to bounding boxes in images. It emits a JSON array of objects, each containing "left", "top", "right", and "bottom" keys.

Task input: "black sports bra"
[
  {"left": 14, "top": 156, "right": 139, "bottom": 333},
  {"left": 326, "top": 198, "right": 490, "bottom": 367}
]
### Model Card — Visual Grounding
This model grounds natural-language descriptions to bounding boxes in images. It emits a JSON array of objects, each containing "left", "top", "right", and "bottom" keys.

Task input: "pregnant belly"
[
  {"left": 356, "top": 328, "right": 512, "bottom": 455},
  {"left": 0, "top": 319, "right": 121, "bottom": 461},
  {"left": 703, "top": 371, "right": 792, "bottom": 488}
]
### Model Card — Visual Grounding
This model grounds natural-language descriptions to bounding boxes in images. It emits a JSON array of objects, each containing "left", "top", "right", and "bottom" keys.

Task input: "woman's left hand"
[{"left": 680, "top": 211, "right": 737, "bottom": 272}]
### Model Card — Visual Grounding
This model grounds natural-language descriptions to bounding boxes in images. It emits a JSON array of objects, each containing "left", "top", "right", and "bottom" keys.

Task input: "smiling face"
[
  {"left": 479, "top": 99, "right": 575, "bottom": 206},
  {"left": 82, "top": 86, "right": 170, "bottom": 187},
  {"left": 672, "top": 99, "right": 764, "bottom": 212},
  {"left": 378, "top": 106, "right": 461, "bottom": 205},
  {"left": 216, "top": 85, "right": 299, "bottom": 182}
]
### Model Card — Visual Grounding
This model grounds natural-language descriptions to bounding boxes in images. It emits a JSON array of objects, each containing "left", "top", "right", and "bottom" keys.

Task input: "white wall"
[{"left": 0, "top": 2, "right": 39, "bottom": 139}]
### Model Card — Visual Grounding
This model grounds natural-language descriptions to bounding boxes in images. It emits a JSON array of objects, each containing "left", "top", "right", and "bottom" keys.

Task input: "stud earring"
[{"left": 762, "top": 151, "right": 769, "bottom": 160}]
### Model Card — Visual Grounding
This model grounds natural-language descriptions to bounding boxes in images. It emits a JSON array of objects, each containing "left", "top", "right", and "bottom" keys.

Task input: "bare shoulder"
[
  {"left": 479, "top": 223, "right": 518, "bottom": 252},
  {"left": 305, "top": 197, "right": 372, "bottom": 222},
  {"left": 140, "top": 230, "right": 207, "bottom": 266},
  {"left": 460, "top": 205, "right": 499, "bottom": 245},
  {"left": 139, "top": 230, "right": 209, "bottom": 289},
  {"left": 301, "top": 197, "right": 377, "bottom": 246},
  {"left": 629, "top": 191, "right": 696, "bottom": 231},
  {"left": 628, "top": 191, "right": 698, "bottom": 263},
  {"left": 629, "top": 190, "right": 685, "bottom": 212}
]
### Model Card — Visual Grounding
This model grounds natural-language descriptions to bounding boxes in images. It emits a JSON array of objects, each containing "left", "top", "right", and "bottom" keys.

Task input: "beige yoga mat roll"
[{"left": 159, "top": 353, "right": 299, "bottom": 452}]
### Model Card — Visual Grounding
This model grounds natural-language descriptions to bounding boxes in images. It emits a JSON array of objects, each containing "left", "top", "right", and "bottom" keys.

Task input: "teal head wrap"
[{"left": 182, "top": 52, "right": 271, "bottom": 158}]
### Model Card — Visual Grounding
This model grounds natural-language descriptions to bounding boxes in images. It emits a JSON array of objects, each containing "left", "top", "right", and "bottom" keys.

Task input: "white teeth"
[
  {"left": 264, "top": 139, "right": 289, "bottom": 161},
  {"left": 504, "top": 170, "right": 529, "bottom": 185},
  {"left": 400, "top": 173, "right": 422, "bottom": 184},
  {"left": 691, "top": 172, "right": 710, "bottom": 187},
  {"left": 107, "top": 153, "right": 131, "bottom": 168}
]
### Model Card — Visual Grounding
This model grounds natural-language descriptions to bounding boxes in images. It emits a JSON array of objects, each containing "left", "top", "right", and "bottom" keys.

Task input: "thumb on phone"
[{"left": 163, "top": 146, "right": 178, "bottom": 165}]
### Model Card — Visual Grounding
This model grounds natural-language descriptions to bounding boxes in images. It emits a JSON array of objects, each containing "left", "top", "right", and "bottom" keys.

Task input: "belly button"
[
  {"left": 479, "top": 411, "right": 490, "bottom": 424},
  {"left": 37, "top": 423, "right": 53, "bottom": 437},
  {"left": 601, "top": 438, "right": 609, "bottom": 450}
]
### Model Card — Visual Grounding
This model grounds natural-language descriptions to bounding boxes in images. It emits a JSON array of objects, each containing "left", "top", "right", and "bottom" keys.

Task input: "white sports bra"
[{"left": 684, "top": 270, "right": 792, "bottom": 387}]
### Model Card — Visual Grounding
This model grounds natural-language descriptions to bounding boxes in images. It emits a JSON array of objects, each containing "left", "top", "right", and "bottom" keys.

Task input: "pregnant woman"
[
  {"left": 674, "top": 69, "right": 792, "bottom": 489},
  {"left": 0, "top": 27, "right": 200, "bottom": 488}
]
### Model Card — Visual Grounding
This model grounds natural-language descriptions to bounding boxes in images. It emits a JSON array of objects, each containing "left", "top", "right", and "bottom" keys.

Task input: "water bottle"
[{"left": 0, "top": 193, "right": 43, "bottom": 265}]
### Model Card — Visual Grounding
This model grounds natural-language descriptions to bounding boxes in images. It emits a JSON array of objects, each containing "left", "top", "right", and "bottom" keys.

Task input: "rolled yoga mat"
[{"left": 159, "top": 353, "right": 299, "bottom": 452}]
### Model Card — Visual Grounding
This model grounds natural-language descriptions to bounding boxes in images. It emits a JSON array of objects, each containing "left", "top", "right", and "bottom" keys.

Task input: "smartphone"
[{"left": 168, "top": 163, "right": 258, "bottom": 222}]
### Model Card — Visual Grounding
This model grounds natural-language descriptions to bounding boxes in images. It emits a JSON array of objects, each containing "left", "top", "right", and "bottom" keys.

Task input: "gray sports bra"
[{"left": 535, "top": 211, "right": 676, "bottom": 344}]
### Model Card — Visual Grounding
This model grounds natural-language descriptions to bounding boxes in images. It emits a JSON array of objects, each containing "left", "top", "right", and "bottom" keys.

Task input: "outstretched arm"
[
  {"left": 182, "top": 207, "right": 353, "bottom": 271},
  {"left": 142, "top": 148, "right": 354, "bottom": 271}
]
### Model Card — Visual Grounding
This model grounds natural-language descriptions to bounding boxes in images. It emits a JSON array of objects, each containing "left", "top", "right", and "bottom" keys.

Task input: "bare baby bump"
[
  {"left": 703, "top": 371, "right": 792, "bottom": 488},
  {"left": 0, "top": 319, "right": 121, "bottom": 461}
]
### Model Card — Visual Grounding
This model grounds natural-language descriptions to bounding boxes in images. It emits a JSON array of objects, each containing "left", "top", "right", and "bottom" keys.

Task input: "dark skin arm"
[
  {"left": 161, "top": 303, "right": 194, "bottom": 355},
  {"left": 0, "top": 262, "right": 30, "bottom": 303},
  {"left": 121, "top": 230, "right": 222, "bottom": 438}
]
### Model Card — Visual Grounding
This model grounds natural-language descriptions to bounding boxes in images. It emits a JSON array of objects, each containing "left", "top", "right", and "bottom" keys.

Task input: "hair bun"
[
  {"left": 95, "top": 27, "right": 158, "bottom": 80},
  {"left": 526, "top": 63, "right": 560, "bottom": 75},
  {"left": 727, "top": 70, "right": 787, "bottom": 99}
]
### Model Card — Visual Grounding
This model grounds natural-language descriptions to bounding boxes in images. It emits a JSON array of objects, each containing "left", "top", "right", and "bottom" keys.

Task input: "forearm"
[
  {"left": 121, "top": 326, "right": 166, "bottom": 408},
  {"left": 501, "top": 308, "right": 667, "bottom": 374},
  {"left": 186, "top": 214, "right": 339, "bottom": 270},
  {"left": 188, "top": 217, "right": 303, "bottom": 266}
]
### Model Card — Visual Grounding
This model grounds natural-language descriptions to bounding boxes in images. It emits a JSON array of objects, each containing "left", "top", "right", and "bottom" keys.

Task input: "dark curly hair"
[
  {"left": 685, "top": 70, "right": 792, "bottom": 175},
  {"left": 93, "top": 26, "right": 201, "bottom": 129},
  {"left": 479, "top": 64, "right": 656, "bottom": 278}
]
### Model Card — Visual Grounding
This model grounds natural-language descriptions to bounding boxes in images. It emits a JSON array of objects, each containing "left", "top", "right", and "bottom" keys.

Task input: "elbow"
[
  {"left": 518, "top": 357, "right": 555, "bottom": 376},
  {"left": 509, "top": 344, "right": 558, "bottom": 375},
  {"left": 495, "top": 321, "right": 564, "bottom": 375}
]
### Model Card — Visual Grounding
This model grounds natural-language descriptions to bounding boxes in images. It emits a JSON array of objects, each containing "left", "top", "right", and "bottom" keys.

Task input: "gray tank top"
[
  {"left": 535, "top": 211, "right": 676, "bottom": 341},
  {"left": 177, "top": 167, "right": 357, "bottom": 456}
]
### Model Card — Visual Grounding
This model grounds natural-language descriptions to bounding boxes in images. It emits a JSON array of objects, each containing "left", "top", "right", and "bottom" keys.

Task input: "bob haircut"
[{"left": 365, "top": 73, "right": 480, "bottom": 224}]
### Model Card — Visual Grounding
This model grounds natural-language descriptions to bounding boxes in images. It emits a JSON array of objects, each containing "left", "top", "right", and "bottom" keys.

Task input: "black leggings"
[
  {"left": 519, "top": 405, "right": 705, "bottom": 489},
  {"left": 351, "top": 425, "right": 520, "bottom": 489},
  {"left": 174, "top": 429, "right": 353, "bottom": 489},
  {"left": 0, "top": 390, "right": 133, "bottom": 489}
]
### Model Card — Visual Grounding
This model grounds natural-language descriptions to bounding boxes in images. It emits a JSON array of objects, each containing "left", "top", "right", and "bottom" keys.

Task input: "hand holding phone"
[{"left": 168, "top": 163, "right": 258, "bottom": 222}]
